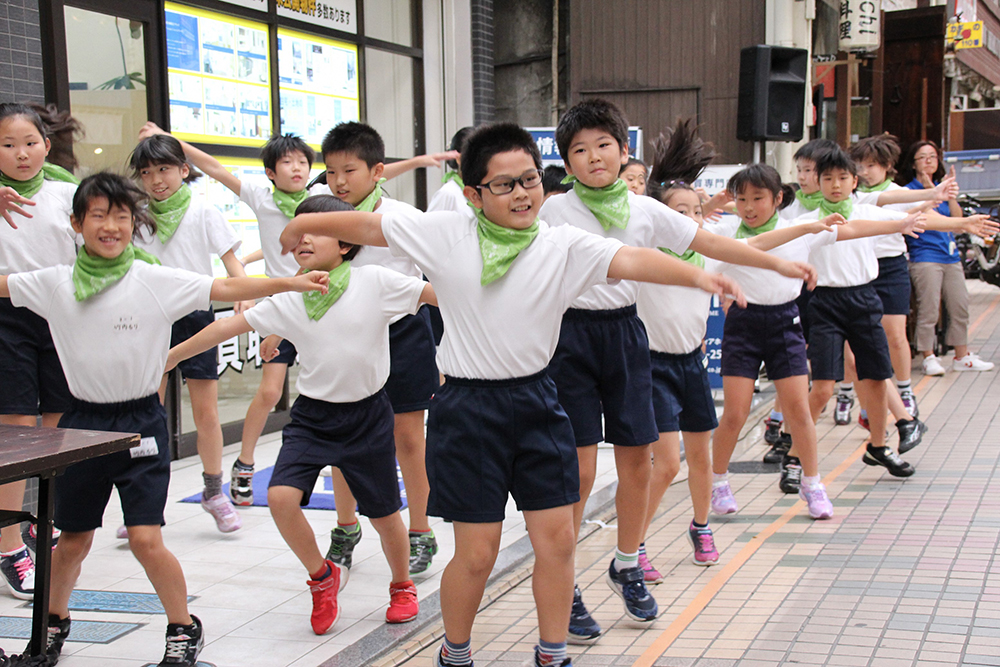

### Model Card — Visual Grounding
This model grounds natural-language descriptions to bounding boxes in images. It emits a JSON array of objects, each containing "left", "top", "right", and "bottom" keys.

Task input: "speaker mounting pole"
[{"left": 753, "top": 141, "right": 762, "bottom": 164}]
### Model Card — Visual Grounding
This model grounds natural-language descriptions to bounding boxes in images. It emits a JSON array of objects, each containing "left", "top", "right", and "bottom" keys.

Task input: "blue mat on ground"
[
  {"left": 0, "top": 616, "right": 139, "bottom": 643},
  {"left": 179, "top": 465, "right": 407, "bottom": 511},
  {"left": 28, "top": 590, "right": 195, "bottom": 614}
]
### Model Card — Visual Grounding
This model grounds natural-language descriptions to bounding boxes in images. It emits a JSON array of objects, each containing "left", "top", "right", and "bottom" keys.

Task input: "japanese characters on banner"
[
  {"left": 276, "top": 0, "right": 357, "bottom": 35},
  {"left": 692, "top": 165, "right": 744, "bottom": 196},
  {"left": 526, "top": 127, "right": 644, "bottom": 166},
  {"left": 838, "top": 0, "right": 881, "bottom": 53},
  {"left": 214, "top": 309, "right": 275, "bottom": 375}
]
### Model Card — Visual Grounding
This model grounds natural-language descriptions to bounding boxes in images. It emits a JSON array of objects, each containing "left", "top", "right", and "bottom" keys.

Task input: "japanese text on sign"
[
  {"left": 276, "top": 0, "right": 356, "bottom": 34},
  {"left": 838, "top": 0, "right": 881, "bottom": 53}
]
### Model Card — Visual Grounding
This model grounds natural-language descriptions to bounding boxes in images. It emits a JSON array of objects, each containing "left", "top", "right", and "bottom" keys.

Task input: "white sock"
[
  {"left": 614, "top": 549, "right": 638, "bottom": 572},
  {"left": 712, "top": 472, "right": 729, "bottom": 486},
  {"left": 802, "top": 474, "right": 821, "bottom": 488}
]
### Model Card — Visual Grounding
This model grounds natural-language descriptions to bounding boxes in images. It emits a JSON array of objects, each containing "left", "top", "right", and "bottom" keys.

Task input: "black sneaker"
[
  {"left": 409, "top": 531, "right": 438, "bottom": 575},
  {"left": 896, "top": 418, "right": 927, "bottom": 454},
  {"left": 21, "top": 523, "right": 60, "bottom": 563},
  {"left": 862, "top": 443, "right": 915, "bottom": 477},
  {"left": 0, "top": 546, "right": 35, "bottom": 600},
  {"left": 763, "top": 417, "right": 782, "bottom": 445},
  {"left": 606, "top": 561, "right": 658, "bottom": 623},
  {"left": 159, "top": 614, "right": 204, "bottom": 666},
  {"left": 779, "top": 455, "right": 802, "bottom": 494},
  {"left": 763, "top": 432, "right": 791, "bottom": 464},
  {"left": 229, "top": 459, "right": 254, "bottom": 506},
  {"left": 25, "top": 614, "right": 70, "bottom": 663},
  {"left": 567, "top": 585, "right": 601, "bottom": 644},
  {"left": 325, "top": 524, "right": 362, "bottom": 569}
]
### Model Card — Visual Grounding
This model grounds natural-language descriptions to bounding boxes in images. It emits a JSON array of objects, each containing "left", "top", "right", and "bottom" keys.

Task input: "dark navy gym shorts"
[
  {"left": 808, "top": 284, "right": 893, "bottom": 382},
  {"left": 650, "top": 349, "right": 719, "bottom": 434},
  {"left": 721, "top": 301, "right": 809, "bottom": 381},
  {"left": 386, "top": 306, "right": 439, "bottom": 414},
  {"left": 0, "top": 297, "right": 72, "bottom": 415},
  {"left": 170, "top": 309, "right": 219, "bottom": 380}
]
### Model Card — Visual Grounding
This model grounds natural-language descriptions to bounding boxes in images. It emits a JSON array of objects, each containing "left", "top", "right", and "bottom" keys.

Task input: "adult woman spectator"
[{"left": 899, "top": 140, "right": 993, "bottom": 375}]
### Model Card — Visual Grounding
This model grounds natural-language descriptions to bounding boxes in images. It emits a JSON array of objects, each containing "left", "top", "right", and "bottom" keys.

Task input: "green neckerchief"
[
  {"left": 148, "top": 183, "right": 192, "bottom": 244},
  {"left": 736, "top": 211, "right": 779, "bottom": 239},
  {"left": 819, "top": 197, "right": 854, "bottom": 220},
  {"left": 355, "top": 178, "right": 386, "bottom": 213},
  {"left": 72, "top": 244, "right": 161, "bottom": 302},
  {"left": 859, "top": 179, "right": 892, "bottom": 193},
  {"left": 471, "top": 204, "right": 539, "bottom": 285},
  {"left": 442, "top": 171, "right": 464, "bottom": 188},
  {"left": 0, "top": 169, "right": 44, "bottom": 199},
  {"left": 272, "top": 188, "right": 309, "bottom": 219},
  {"left": 302, "top": 261, "right": 351, "bottom": 321},
  {"left": 563, "top": 174, "right": 630, "bottom": 231},
  {"left": 660, "top": 247, "right": 705, "bottom": 270},
  {"left": 795, "top": 189, "right": 825, "bottom": 211},
  {"left": 41, "top": 162, "right": 80, "bottom": 185}
]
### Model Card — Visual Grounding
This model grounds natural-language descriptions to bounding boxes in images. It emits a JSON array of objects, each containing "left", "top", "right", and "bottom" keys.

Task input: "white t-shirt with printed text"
[
  {"left": 8, "top": 262, "right": 213, "bottom": 403},
  {"left": 381, "top": 209, "right": 624, "bottom": 379}
]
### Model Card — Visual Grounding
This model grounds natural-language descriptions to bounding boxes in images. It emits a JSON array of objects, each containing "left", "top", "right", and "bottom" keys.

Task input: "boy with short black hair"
[
  {"left": 277, "top": 122, "right": 747, "bottom": 667},
  {"left": 540, "top": 98, "right": 814, "bottom": 637},
  {"left": 801, "top": 146, "right": 916, "bottom": 475},
  {"left": 311, "top": 121, "right": 440, "bottom": 575}
]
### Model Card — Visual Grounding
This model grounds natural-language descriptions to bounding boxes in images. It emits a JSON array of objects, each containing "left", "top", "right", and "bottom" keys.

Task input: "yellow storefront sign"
[{"left": 947, "top": 21, "right": 984, "bottom": 50}]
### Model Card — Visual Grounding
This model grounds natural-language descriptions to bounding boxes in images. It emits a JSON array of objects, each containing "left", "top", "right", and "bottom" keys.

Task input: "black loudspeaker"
[{"left": 737, "top": 45, "right": 808, "bottom": 142}]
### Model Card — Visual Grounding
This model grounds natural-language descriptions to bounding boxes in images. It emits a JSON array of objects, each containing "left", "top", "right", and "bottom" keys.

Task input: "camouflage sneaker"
[
  {"left": 326, "top": 524, "right": 362, "bottom": 569},
  {"left": 409, "top": 531, "right": 438, "bottom": 575}
]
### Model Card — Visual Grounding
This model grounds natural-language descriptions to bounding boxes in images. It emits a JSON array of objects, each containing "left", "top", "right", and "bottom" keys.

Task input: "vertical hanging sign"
[{"left": 838, "top": 0, "right": 881, "bottom": 53}]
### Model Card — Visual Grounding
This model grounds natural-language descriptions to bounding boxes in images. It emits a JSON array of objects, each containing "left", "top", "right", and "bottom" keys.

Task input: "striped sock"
[
  {"left": 536, "top": 639, "right": 567, "bottom": 666},
  {"left": 439, "top": 637, "right": 471, "bottom": 666},
  {"left": 614, "top": 549, "right": 639, "bottom": 572}
]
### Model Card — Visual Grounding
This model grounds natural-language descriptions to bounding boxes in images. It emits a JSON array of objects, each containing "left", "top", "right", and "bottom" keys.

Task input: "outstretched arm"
[
  {"left": 280, "top": 211, "right": 387, "bottom": 254},
  {"left": 139, "top": 122, "right": 243, "bottom": 196},
  {"left": 923, "top": 211, "right": 1000, "bottom": 237},
  {"left": 241, "top": 248, "right": 264, "bottom": 266},
  {"left": 688, "top": 227, "right": 816, "bottom": 285},
  {"left": 875, "top": 175, "right": 958, "bottom": 206},
  {"left": 168, "top": 314, "right": 253, "bottom": 372},
  {"left": 747, "top": 215, "right": 845, "bottom": 252},
  {"left": 382, "top": 151, "right": 461, "bottom": 181},
  {"left": 836, "top": 212, "right": 926, "bottom": 241},
  {"left": 607, "top": 246, "right": 747, "bottom": 307},
  {"left": 209, "top": 272, "right": 328, "bottom": 303}
]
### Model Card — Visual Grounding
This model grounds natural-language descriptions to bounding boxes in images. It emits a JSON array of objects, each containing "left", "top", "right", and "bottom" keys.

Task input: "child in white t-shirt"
[
  {"left": 167, "top": 194, "right": 432, "bottom": 636},
  {"left": 0, "top": 172, "right": 326, "bottom": 666}
]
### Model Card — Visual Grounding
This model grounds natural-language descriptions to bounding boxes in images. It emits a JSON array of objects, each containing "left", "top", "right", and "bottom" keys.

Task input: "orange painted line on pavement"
[
  {"left": 968, "top": 293, "right": 1000, "bottom": 335},
  {"left": 632, "top": 368, "right": 939, "bottom": 667}
]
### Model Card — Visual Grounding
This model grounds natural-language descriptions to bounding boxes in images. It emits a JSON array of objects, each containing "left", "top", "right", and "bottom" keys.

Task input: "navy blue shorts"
[
  {"left": 721, "top": 302, "right": 809, "bottom": 381},
  {"left": 0, "top": 297, "right": 72, "bottom": 415},
  {"left": 549, "top": 305, "right": 658, "bottom": 448},
  {"left": 808, "top": 285, "right": 893, "bottom": 382},
  {"left": 170, "top": 309, "right": 218, "bottom": 381},
  {"left": 650, "top": 349, "right": 719, "bottom": 434},
  {"left": 54, "top": 395, "right": 171, "bottom": 532},
  {"left": 386, "top": 306, "right": 439, "bottom": 413},
  {"left": 426, "top": 371, "right": 580, "bottom": 523},
  {"left": 795, "top": 284, "right": 814, "bottom": 343},
  {"left": 266, "top": 338, "right": 298, "bottom": 366},
  {"left": 720, "top": 301, "right": 809, "bottom": 380},
  {"left": 872, "top": 254, "right": 911, "bottom": 316},
  {"left": 270, "top": 391, "right": 401, "bottom": 518},
  {"left": 427, "top": 304, "right": 444, "bottom": 346}
]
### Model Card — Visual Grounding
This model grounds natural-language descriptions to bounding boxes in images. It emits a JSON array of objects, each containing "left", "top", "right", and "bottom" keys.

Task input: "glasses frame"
[{"left": 475, "top": 169, "right": 544, "bottom": 195}]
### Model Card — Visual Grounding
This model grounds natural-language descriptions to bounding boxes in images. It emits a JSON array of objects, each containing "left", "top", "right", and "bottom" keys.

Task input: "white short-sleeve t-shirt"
[
  {"left": 240, "top": 182, "right": 300, "bottom": 278},
  {"left": 8, "top": 262, "right": 213, "bottom": 403},
  {"left": 710, "top": 217, "right": 838, "bottom": 304},
  {"left": 243, "top": 265, "right": 425, "bottom": 403},
  {"left": 427, "top": 180, "right": 475, "bottom": 221},
  {"left": 136, "top": 196, "right": 240, "bottom": 276},
  {"left": 540, "top": 190, "right": 698, "bottom": 310},
  {"left": 873, "top": 183, "right": 910, "bottom": 258},
  {"left": 798, "top": 204, "right": 906, "bottom": 287},
  {"left": 780, "top": 190, "right": 880, "bottom": 221},
  {"left": 0, "top": 180, "right": 77, "bottom": 275},
  {"left": 381, "top": 209, "right": 624, "bottom": 379},
  {"left": 637, "top": 259, "right": 718, "bottom": 355}
]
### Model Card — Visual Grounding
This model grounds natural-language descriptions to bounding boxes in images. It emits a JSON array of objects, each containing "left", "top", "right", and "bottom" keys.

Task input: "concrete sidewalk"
[{"left": 377, "top": 280, "right": 1000, "bottom": 667}]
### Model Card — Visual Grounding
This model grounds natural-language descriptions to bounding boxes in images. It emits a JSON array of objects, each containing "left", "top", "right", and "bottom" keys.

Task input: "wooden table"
[{"left": 0, "top": 424, "right": 138, "bottom": 657}]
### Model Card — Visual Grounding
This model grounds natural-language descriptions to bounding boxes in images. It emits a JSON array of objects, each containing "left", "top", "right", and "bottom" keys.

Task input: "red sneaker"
[
  {"left": 308, "top": 560, "right": 344, "bottom": 635},
  {"left": 386, "top": 579, "right": 418, "bottom": 624}
]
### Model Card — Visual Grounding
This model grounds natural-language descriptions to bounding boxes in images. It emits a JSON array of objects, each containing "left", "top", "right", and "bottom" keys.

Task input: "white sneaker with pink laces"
[{"left": 201, "top": 493, "right": 242, "bottom": 533}]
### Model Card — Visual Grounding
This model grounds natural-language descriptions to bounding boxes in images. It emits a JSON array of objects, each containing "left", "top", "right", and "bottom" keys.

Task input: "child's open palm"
[{"left": 0, "top": 187, "right": 36, "bottom": 229}]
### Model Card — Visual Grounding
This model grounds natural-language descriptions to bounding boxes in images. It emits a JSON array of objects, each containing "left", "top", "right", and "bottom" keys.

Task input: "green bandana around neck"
[
  {"left": 794, "top": 189, "right": 825, "bottom": 211},
  {"left": 859, "top": 179, "right": 892, "bottom": 193},
  {"left": 302, "top": 261, "right": 351, "bottom": 321},
  {"left": 355, "top": 178, "right": 386, "bottom": 213},
  {"left": 819, "top": 197, "right": 854, "bottom": 220},
  {"left": 41, "top": 162, "right": 80, "bottom": 185},
  {"left": 563, "top": 174, "right": 630, "bottom": 231},
  {"left": 442, "top": 171, "right": 464, "bottom": 188},
  {"left": 660, "top": 247, "right": 705, "bottom": 270},
  {"left": 736, "top": 211, "right": 779, "bottom": 239},
  {"left": 72, "top": 244, "right": 161, "bottom": 302},
  {"left": 471, "top": 204, "right": 539, "bottom": 285},
  {"left": 0, "top": 169, "right": 44, "bottom": 199},
  {"left": 272, "top": 188, "right": 309, "bottom": 219},
  {"left": 148, "top": 183, "right": 192, "bottom": 244}
]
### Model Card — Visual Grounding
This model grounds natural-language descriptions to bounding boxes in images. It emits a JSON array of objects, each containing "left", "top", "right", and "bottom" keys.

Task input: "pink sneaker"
[
  {"left": 200, "top": 493, "right": 242, "bottom": 533},
  {"left": 116, "top": 525, "right": 128, "bottom": 539},
  {"left": 799, "top": 483, "right": 834, "bottom": 520},
  {"left": 637, "top": 551, "right": 663, "bottom": 584},
  {"left": 711, "top": 480, "right": 738, "bottom": 514},
  {"left": 687, "top": 522, "right": 720, "bottom": 566}
]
